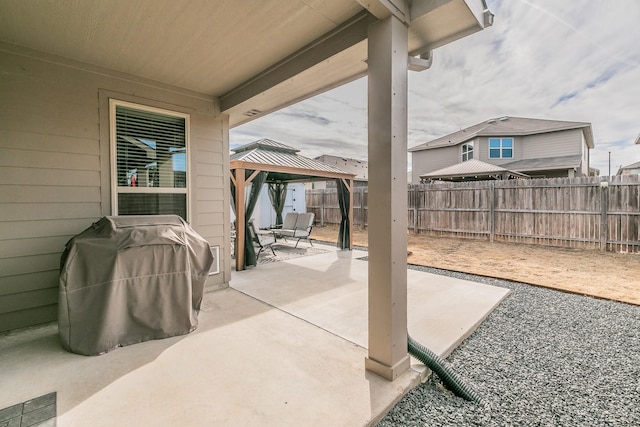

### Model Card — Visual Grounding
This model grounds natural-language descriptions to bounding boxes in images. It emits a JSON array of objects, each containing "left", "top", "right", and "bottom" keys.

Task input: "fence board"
[{"left": 307, "top": 176, "right": 640, "bottom": 253}]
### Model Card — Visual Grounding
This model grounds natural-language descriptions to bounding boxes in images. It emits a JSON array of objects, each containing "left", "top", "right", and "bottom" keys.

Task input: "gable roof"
[
  {"left": 420, "top": 159, "right": 527, "bottom": 180},
  {"left": 619, "top": 161, "right": 640, "bottom": 170},
  {"left": 409, "top": 116, "right": 594, "bottom": 152}
]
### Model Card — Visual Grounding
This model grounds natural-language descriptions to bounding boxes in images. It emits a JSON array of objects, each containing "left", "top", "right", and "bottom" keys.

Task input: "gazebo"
[{"left": 230, "top": 139, "right": 356, "bottom": 271}]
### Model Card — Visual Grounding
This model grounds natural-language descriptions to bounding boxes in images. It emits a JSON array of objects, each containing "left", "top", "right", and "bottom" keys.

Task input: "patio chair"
[
  {"left": 271, "top": 212, "right": 296, "bottom": 240},
  {"left": 247, "top": 219, "right": 276, "bottom": 259},
  {"left": 279, "top": 212, "right": 314, "bottom": 248},
  {"left": 279, "top": 212, "right": 298, "bottom": 231}
]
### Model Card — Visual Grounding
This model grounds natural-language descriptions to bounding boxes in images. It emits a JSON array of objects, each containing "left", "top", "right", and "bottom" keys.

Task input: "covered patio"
[
  {"left": 1, "top": 1, "right": 498, "bottom": 425},
  {"left": 0, "top": 245, "right": 509, "bottom": 426}
]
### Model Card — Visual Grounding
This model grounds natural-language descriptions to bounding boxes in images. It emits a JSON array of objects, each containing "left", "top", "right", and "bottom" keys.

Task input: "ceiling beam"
[
  {"left": 220, "top": 10, "right": 373, "bottom": 114},
  {"left": 355, "top": 0, "right": 410, "bottom": 24}
]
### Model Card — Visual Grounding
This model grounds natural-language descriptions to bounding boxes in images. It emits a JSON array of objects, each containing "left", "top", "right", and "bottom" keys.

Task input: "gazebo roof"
[
  {"left": 420, "top": 159, "right": 528, "bottom": 181},
  {"left": 230, "top": 138, "right": 355, "bottom": 182}
]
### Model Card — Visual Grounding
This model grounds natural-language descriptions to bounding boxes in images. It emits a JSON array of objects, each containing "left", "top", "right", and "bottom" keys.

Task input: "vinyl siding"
[
  {"left": 0, "top": 49, "right": 230, "bottom": 332},
  {"left": 520, "top": 129, "right": 583, "bottom": 159},
  {"left": 411, "top": 145, "right": 458, "bottom": 182}
]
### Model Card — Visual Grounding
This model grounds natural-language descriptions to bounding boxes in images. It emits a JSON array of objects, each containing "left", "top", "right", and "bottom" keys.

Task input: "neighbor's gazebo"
[
  {"left": 420, "top": 159, "right": 529, "bottom": 182},
  {"left": 230, "top": 139, "right": 356, "bottom": 271}
]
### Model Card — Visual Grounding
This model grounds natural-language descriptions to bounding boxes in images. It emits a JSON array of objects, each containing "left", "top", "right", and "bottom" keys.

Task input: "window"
[
  {"left": 489, "top": 137, "right": 513, "bottom": 159},
  {"left": 110, "top": 100, "right": 189, "bottom": 219},
  {"left": 462, "top": 142, "right": 474, "bottom": 161}
]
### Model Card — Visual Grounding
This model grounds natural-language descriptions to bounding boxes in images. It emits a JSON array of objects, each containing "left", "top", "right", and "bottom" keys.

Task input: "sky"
[{"left": 230, "top": 0, "right": 640, "bottom": 176}]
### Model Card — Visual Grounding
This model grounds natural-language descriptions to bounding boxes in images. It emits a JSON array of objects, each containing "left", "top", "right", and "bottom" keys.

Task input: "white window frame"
[
  {"left": 462, "top": 141, "right": 474, "bottom": 162},
  {"left": 109, "top": 99, "right": 191, "bottom": 220}
]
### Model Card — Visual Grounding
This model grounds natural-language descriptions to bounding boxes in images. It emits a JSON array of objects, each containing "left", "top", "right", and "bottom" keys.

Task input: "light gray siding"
[
  {"left": 411, "top": 145, "right": 458, "bottom": 182},
  {"left": 0, "top": 49, "right": 230, "bottom": 332},
  {"left": 580, "top": 132, "right": 589, "bottom": 175},
  {"left": 520, "top": 129, "right": 582, "bottom": 160}
]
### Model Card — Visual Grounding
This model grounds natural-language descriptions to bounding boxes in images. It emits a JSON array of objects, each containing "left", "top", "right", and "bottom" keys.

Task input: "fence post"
[
  {"left": 320, "top": 190, "right": 325, "bottom": 227},
  {"left": 413, "top": 184, "right": 420, "bottom": 234},
  {"left": 600, "top": 181, "right": 609, "bottom": 251},
  {"left": 489, "top": 181, "right": 495, "bottom": 242}
]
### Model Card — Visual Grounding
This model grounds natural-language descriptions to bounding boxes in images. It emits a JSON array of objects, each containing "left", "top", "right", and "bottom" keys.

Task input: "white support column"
[{"left": 365, "top": 15, "right": 410, "bottom": 381}]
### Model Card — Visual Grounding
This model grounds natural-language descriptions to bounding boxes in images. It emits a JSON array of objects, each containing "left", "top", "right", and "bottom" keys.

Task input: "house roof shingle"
[{"left": 409, "top": 116, "right": 595, "bottom": 152}]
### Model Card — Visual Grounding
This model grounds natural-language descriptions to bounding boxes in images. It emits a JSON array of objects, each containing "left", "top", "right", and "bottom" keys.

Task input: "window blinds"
[
  {"left": 114, "top": 103, "right": 188, "bottom": 219},
  {"left": 115, "top": 105, "right": 186, "bottom": 189}
]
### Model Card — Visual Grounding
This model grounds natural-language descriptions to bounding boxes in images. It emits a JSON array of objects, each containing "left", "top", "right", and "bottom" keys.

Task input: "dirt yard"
[{"left": 311, "top": 225, "right": 640, "bottom": 305}]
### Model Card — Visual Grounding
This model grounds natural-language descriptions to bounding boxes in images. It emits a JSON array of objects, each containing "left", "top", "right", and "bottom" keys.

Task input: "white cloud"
[{"left": 231, "top": 0, "right": 640, "bottom": 174}]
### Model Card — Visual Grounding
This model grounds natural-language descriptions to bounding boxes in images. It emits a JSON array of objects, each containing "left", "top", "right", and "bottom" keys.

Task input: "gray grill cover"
[{"left": 59, "top": 215, "right": 214, "bottom": 355}]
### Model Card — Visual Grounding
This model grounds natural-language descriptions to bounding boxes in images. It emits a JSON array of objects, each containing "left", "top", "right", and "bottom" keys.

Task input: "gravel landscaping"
[{"left": 377, "top": 265, "right": 640, "bottom": 427}]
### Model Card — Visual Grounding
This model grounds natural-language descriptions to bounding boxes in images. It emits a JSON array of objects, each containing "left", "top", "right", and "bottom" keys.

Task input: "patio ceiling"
[{"left": 0, "top": 0, "right": 490, "bottom": 127}]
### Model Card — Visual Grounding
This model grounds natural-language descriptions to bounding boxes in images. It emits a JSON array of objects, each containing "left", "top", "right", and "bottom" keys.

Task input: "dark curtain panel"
[
  {"left": 230, "top": 172, "right": 237, "bottom": 216},
  {"left": 243, "top": 171, "right": 268, "bottom": 267},
  {"left": 336, "top": 179, "right": 351, "bottom": 250},
  {"left": 268, "top": 182, "right": 288, "bottom": 226}
]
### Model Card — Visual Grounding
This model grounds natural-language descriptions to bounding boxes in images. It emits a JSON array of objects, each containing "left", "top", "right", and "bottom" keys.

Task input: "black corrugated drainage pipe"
[{"left": 408, "top": 334, "right": 484, "bottom": 405}]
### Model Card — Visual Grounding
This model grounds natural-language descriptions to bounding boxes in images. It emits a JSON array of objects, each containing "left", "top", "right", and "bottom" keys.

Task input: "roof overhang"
[{"left": 0, "top": 0, "right": 491, "bottom": 127}]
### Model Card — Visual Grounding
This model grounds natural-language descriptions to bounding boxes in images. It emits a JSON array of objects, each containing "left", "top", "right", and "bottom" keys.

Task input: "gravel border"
[{"left": 377, "top": 265, "right": 640, "bottom": 427}]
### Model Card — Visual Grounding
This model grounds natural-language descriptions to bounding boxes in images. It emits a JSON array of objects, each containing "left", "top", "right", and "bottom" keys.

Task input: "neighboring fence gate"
[{"left": 307, "top": 176, "right": 640, "bottom": 253}]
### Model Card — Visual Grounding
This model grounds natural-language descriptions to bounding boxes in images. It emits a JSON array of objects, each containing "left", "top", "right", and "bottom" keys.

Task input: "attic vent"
[
  {"left": 487, "top": 119, "right": 496, "bottom": 123},
  {"left": 244, "top": 109, "right": 262, "bottom": 117},
  {"left": 499, "top": 116, "right": 509, "bottom": 121}
]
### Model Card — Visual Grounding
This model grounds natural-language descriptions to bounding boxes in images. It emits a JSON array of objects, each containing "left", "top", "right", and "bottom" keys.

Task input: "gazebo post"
[{"left": 235, "top": 168, "right": 246, "bottom": 271}]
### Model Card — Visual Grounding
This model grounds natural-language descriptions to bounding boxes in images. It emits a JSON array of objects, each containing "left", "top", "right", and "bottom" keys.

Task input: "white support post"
[{"left": 364, "top": 15, "right": 411, "bottom": 381}]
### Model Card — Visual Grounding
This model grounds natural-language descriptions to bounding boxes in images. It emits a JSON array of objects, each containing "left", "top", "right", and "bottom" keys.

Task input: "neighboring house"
[
  {"left": 307, "top": 155, "right": 368, "bottom": 189},
  {"left": 409, "top": 116, "right": 595, "bottom": 182},
  {"left": 617, "top": 161, "right": 640, "bottom": 176}
]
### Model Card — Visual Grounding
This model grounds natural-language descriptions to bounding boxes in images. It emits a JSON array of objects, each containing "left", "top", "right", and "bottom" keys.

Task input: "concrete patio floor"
[{"left": 0, "top": 243, "right": 510, "bottom": 426}]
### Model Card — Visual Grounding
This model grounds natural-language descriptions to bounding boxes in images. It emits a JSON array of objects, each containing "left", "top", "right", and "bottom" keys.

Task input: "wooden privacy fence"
[{"left": 306, "top": 176, "right": 640, "bottom": 253}]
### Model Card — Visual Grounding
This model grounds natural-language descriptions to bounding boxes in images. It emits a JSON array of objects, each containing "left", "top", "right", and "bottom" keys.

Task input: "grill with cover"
[{"left": 59, "top": 215, "right": 214, "bottom": 355}]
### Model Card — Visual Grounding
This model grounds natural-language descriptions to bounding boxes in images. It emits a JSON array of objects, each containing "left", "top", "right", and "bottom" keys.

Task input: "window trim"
[
  {"left": 488, "top": 137, "right": 514, "bottom": 159},
  {"left": 109, "top": 99, "right": 191, "bottom": 220},
  {"left": 461, "top": 141, "right": 474, "bottom": 162}
]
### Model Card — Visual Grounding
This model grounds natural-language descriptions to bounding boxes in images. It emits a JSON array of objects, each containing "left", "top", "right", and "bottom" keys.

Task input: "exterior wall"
[
  {"left": 580, "top": 132, "right": 589, "bottom": 176},
  {"left": 410, "top": 145, "right": 458, "bottom": 182},
  {"left": 0, "top": 48, "right": 230, "bottom": 332},
  {"left": 520, "top": 129, "right": 582, "bottom": 160}
]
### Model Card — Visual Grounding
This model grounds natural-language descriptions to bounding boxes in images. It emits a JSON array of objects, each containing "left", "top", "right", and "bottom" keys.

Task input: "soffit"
[
  {"left": 0, "top": 0, "right": 361, "bottom": 97},
  {"left": 0, "top": 0, "right": 489, "bottom": 127}
]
